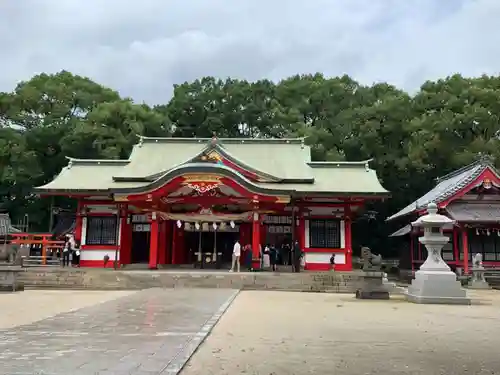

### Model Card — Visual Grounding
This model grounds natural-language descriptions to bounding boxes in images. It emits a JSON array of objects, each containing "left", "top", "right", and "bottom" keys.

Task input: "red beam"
[
  {"left": 82, "top": 200, "right": 115, "bottom": 205},
  {"left": 161, "top": 196, "right": 252, "bottom": 206},
  {"left": 219, "top": 177, "right": 278, "bottom": 202},
  {"left": 297, "top": 202, "right": 363, "bottom": 208}
]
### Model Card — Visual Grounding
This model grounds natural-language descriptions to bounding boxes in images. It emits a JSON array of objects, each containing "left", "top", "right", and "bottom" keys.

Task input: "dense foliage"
[{"left": 2, "top": 71, "right": 500, "bottom": 255}]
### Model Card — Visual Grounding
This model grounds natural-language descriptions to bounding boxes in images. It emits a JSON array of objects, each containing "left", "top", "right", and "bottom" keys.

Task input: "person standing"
[
  {"left": 281, "top": 242, "right": 291, "bottom": 265},
  {"left": 269, "top": 244, "right": 278, "bottom": 272},
  {"left": 73, "top": 240, "right": 81, "bottom": 267},
  {"left": 245, "top": 244, "right": 253, "bottom": 271},
  {"left": 292, "top": 240, "right": 303, "bottom": 273},
  {"left": 62, "top": 235, "right": 72, "bottom": 267},
  {"left": 229, "top": 240, "right": 241, "bottom": 272}
]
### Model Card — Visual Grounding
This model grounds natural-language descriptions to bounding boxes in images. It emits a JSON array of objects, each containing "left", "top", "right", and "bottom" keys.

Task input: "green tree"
[{"left": 0, "top": 127, "right": 41, "bottom": 222}]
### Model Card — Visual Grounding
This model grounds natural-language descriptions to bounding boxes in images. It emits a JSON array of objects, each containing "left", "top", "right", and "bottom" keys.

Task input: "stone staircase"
[{"left": 18, "top": 268, "right": 364, "bottom": 293}]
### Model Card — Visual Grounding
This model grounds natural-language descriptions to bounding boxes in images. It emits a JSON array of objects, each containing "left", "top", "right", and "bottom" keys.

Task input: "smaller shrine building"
[
  {"left": 388, "top": 157, "right": 500, "bottom": 274},
  {"left": 34, "top": 136, "right": 389, "bottom": 271}
]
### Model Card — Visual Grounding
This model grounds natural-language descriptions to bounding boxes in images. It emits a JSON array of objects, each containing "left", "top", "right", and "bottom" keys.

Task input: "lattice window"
[
  {"left": 309, "top": 219, "right": 341, "bottom": 248},
  {"left": 86, "top": 216, "right": 118, "bottom": 245}
]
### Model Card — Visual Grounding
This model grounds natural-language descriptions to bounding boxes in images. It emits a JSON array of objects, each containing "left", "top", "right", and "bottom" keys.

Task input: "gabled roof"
[
  {"left": 387, "top": 157, "right": 498, "bottom": 221},
  {"left": 112, "top": 136, "right": 314, "bottom": 181},
  {"left": 34, "top": 136, "right": 390, "bottom": 197}
]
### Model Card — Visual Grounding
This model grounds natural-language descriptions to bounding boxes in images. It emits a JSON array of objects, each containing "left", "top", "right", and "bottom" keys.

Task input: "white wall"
[
  {"left": 304, "top": 252, "right": 346, "bottom": 265},
  {"left": 80, "top": 250, "right": 119, "bottom": 261}
]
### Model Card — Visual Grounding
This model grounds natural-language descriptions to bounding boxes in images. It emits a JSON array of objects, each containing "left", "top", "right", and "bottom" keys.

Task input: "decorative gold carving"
[
  {"left": 114, "top": 195, "right": 129, "bottom": 202},
  {"left": 206, "top": 150, "right": 222, "bottom": 162},
  {"left": 276, "top": 196, "right": 291, "bottom": 204},
  {"left": 187, "top": 182, "right": 219, "bottom": 194},
  {"left": 182, "top": 174, "right": 222, "bottom": 183}
]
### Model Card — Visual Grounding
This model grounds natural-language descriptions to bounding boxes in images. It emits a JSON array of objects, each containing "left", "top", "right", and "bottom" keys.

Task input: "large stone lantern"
[{"left": 406, "top": 202, "right": 470, "bottom": 305}]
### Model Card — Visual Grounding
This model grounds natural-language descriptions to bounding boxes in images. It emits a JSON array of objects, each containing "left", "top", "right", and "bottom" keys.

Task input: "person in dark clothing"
[
  {"left": 73, "top": 240, "right": 81, "bottom": 267},
  {"left": 242, "top": 244, "right": 251, "bottom": 271},
  {"left": 62, "top": 241, "right": 70, "bottom": 267},
  {"left": 269, "top": 244, "right": 278, "bottom": 272},
  {"left": 281, "top": 242, "right": 291, "bottom": 265},
  {"left": 292, "top": 240, "right": 303, "bottom": 273}
]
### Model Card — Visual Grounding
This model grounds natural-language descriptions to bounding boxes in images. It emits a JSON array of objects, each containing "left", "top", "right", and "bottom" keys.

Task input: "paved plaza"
[
  {"left": 1, "top": 289, "right": 500, "bottom": 374},
  {"left": 0, "top": 288, "right": 238, "bottom": 374}
]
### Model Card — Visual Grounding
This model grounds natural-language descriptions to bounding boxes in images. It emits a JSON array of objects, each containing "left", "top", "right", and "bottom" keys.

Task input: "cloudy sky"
[{"left": 0, "top": 0, "right": 499, "bottom": 104}]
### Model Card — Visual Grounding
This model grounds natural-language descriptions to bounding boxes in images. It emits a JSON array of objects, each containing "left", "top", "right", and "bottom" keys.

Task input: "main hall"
[{"left": 35, "top": 135, "right": 389, "bottom": 271}]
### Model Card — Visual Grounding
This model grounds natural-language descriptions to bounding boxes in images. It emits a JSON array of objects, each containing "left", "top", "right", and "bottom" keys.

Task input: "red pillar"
[
  {"left": 119, "top": 214, "right": 132, "bottom": 266},
  {"left": 252, "top": 213, "right": 261, "bottom": 268},
  {"left": 298, "top": 216, "right": 305, "bottom": 251},
  {"left": 171, "top": 223, "right": 177, "bottom": 265},
  {"left": 461, "top": 226, "right": 469, "bottom": 274},
  {"left": 410, "top": 234, "right": 415, "bottom": 272},
  {"left": 344, "top": 218, "right": 353, "bottom": 271},
  {"left": 158, "top": 220, "right": 167, "bottom": 265},
  {"left": 452, "top": 227, "right": 459, "bottom": 265},
  {"left": 149, "top": 213, "right": 159, "bottom": 269},
  {"left": 74, "top": 199, "right": 83, "bottom": 242}
]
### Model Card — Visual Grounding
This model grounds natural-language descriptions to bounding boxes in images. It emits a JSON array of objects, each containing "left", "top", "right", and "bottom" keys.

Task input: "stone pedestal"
[
  {"left": 0, "top": 266, "right": 24, "bottom": 292},
  {"left": 406, "top": 270, "right": 470, "bottom": 304},
  {"left": 405, "top": 202, "right": 470, "bottom": 305},
  {"left": 404, "top": 235, "right": 470, "bottom": 305},
  {"left": 468, "top": 267, "right": 490, "bottom": 290},
  {"left": 355, "top": 271, "right": 390, "bottom": 300}
]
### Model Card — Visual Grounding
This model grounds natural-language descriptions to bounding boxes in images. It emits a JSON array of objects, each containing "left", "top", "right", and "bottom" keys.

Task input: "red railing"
[{"left": 10, "top": 233, "right": 64, "bottom": 265}]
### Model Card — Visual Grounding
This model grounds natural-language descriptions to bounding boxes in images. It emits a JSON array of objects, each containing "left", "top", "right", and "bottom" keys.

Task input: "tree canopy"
[{"left": 2, "top": 70, "right": 500, "bottom": 255}]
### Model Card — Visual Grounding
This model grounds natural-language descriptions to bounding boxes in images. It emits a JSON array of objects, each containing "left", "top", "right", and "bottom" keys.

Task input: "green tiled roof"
[{"left": 35, "top": 137, "right": 389, "bottom": 196}]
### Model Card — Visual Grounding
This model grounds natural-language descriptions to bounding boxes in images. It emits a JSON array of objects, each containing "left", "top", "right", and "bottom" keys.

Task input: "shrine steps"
[{"left": 17, "top": 268, "right": 364, "bottom": 293}]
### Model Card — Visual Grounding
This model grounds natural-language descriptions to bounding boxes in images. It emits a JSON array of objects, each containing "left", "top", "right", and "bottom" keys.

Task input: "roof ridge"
[
  {"left": 436, "top": 157, "right": 491, "bottom": 183},
  {"left": 308, "top": 159, "right": 373, "bottom": 168},
  {"left": 137, "top": 135, "right": 306, "bottom": 145},
  {"left": 65, "top": 156, "right": 129, "bottom": 165}
]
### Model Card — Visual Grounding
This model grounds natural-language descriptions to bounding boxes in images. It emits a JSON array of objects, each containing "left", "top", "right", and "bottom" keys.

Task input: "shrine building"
[
  {"left": 34, "top": 136, "right": 388, "bottom": 271},
  {"left": 388, "top": 157, "right": 500, "bottom": 274}
]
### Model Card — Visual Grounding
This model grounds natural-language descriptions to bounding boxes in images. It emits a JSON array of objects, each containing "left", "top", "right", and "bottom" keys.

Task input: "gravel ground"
[{"left": 181, "top": 290, "right": 500, "bottom": 375}]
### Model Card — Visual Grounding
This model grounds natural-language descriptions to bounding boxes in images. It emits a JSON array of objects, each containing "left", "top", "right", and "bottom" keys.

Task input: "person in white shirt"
[{"left": 229, "top": 240, "right": 241, "bottom": 272}]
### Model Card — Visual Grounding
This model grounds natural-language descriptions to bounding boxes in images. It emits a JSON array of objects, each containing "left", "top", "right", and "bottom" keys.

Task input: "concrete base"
[
  {"left": 468, "top": 280, "right": 491, "bottom": 290},
  {"left": 0, "top": 266, "right": 24, "bottom": 293},
  {"left": 0, "top": 283, "right": 24, "bottom": 292},
  {"left": 406, "top": 269, "right": 470, "bottom": 305},
  {"left": 355, "top": 271, "right": 390, "bottom": 300},
  {"left": 355, "top": 289, "right": 390, "bottom": 300}
]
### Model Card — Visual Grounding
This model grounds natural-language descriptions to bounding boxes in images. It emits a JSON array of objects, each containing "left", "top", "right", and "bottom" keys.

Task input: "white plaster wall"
[
  {"left": 304, "top": 220, "right": 310, "bottom": 248},
  {"left": 304, "top": 252, "right": 330, "bottom": 264},
  {"left": 340, "top": 220, "right": 345, "bottom": 248},
  {"left": 80, "top": 250, "right": 119, "bottom": 261},
  {"left": 85, "top": 204, "right": 118, "bottom": 214},
  {"left": 304, "top": 252, "right": 346, "bottom": 265},
  {"left": 306, "top": 207, "right": 344, "bottom": 216},
  {"left": 81, "top": 217, "right": 87, "bottom": 245}
]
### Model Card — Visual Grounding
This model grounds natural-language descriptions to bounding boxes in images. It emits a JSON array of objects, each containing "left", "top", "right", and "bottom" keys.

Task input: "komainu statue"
[
  {"left": 0, "top": 243, "right": 22, "bottom": 264},
  {"left": 361, "top": 246, "right": 382, "bottom": 271},
  {"left": 472, "top": 253, "right": 483, "bottom": 269},
  {"left": 469, "top": 253, "right": 490, "bottom": 289}
]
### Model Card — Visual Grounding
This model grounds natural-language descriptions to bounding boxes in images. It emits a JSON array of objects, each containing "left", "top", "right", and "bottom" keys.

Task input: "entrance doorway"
[
  {"left": 131, "top": 223, "right": 150, "bottom": 264},
  {"left": 185, "top": 230, "right": 238, "bottom": 268}
]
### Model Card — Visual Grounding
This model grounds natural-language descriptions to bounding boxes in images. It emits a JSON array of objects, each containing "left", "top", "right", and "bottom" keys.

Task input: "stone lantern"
[{"left": 406, "top": 202, "right": 470, "bottom": 305}]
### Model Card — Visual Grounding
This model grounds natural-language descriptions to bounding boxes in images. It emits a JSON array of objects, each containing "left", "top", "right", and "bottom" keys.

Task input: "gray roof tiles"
[{"left": 386, "top": 159, "right": 495, "bottom": 221}]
